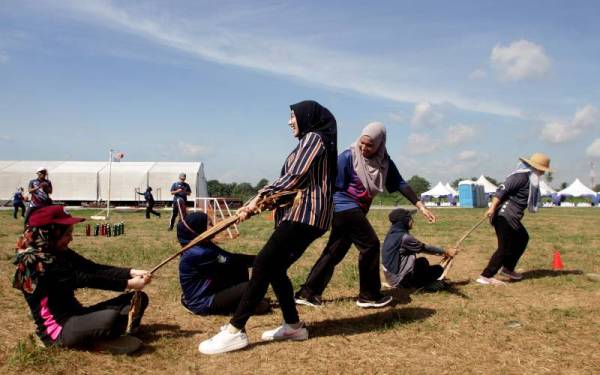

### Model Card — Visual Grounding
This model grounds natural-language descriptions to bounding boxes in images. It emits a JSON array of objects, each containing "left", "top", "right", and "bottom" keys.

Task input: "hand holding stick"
[{"left": 438, "top": 216, "right": 487, "bottom": 280}]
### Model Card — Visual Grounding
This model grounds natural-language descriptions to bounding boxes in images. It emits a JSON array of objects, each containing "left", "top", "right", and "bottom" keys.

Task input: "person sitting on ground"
[
  {"left": 381, "top": 208, "right": 457, "bottom": 291},
  {"left": 178, "top": 211, "right": 270, "bottom": 316},
  {"left": 137, "top": 186, "right": 161, "bottom": 219},
  {"left": 12, "top": 205, "right": 152, "bottom": 352}
]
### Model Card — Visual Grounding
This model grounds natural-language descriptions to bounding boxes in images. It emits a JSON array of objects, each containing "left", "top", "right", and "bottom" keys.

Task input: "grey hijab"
[{"left": 350, "top": 122, "right": 389, "bottom": 195}]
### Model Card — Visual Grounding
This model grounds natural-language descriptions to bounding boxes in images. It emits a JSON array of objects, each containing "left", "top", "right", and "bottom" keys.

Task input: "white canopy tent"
[
  {"left": 0, "top": 161, "right": 64, "bottom": 200},
  {"left": 51, "top": 162, "right": 108, "bottom": 201},
  {"left": 98, "top": 162, "right": 155, "bottom": 202},
  {"left": 444, "top": 182, "right": 458, "bottom": 196},
  {"left": 539, "top": 180, "right": 556, "bottom": 197},
  {"left": 476, "top": 175, "right": 498, "bottom": 194},
  {"left": 147, "top": 162, "right": 208, "bottom": 201},
  {"left": 557, "top": 178, "right": 596, "bottom": 197},
  {"left": 421, "top": 182, "right": 453, "bottom": 199}
]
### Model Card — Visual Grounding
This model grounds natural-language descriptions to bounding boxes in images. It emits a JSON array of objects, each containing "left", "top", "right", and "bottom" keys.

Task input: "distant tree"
[
  {"left": 594, "top": 184, "right": 600, "bottom": 192},
  {"left": 232, "top": 182, "right": 256, "bottom": 201},
  {"left": 255, "top": 178, "right": 269, "bottom": 190},
  {"left": 560, "top": 182, "right": 568, "bottom": 189},
  {"left": 451, "top": 178, "right": 465, "bottom": 188},
  {"left": 546, "top": 171, "right": 554, "bottom": 184},
  {"left": 407, "top": 175, "right": 430, "bottom": 196}
]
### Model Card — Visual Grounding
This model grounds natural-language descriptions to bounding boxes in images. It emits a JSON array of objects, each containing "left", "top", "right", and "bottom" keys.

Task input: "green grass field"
[{"left": 1, "top": 207, "right": 599, "bottom": 374}]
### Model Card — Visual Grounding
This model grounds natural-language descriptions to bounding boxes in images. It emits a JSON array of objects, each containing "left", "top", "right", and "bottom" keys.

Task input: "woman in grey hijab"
[{"left": 295, "top": 122, "right": 436, "bottom": 308}]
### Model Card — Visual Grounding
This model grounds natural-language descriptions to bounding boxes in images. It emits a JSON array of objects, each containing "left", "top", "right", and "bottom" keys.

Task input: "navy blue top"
[
  {"left": 13, "top": 191, "right": 24, "bottom": 204},
  {"left": 333, "top": 149, "right": 409, "bottom": 213},
  {"left": 170, "top": 181, "right": 191, "bottom": 201},
  {"left": 137, "top": 191, "right": 154, "bottom": 203}
]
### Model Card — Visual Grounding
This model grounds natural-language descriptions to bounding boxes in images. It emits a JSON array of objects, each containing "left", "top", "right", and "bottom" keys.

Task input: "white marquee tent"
[
  {"left": 444, "top": 182, "right": 458, "bottom": 196},
  {"left": 557, "top": 178, "right": 596, "bottom": 197},
  {"left": 476, "top": 175, "right": 498, "bottom": 194},
  {"left": 539, "top": 180, "right": 556, "bottom": 197},
  {"left": 0, "top": 160, "right": 208, "bottom": 202},
  {"left": 421, "top": 182, "right": 453, "bottom": 199}
]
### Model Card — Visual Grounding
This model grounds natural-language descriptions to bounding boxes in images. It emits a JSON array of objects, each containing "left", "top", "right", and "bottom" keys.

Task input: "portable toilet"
[{"left": 458, "top": 180, "right": 486, "bottom": 208}]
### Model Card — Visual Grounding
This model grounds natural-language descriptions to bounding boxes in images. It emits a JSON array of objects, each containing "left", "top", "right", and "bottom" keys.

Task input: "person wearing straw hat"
[
  {"left": 12, "top": 205, "right": 152, "bottom": 353},
  {"left": 477, "top": 153, "right": 552, "bottom": 286}
]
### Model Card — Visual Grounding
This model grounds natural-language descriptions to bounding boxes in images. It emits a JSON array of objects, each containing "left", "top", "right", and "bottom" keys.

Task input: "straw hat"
[{"left": 519, "top": 152, "right": 552, "bottom": 172}]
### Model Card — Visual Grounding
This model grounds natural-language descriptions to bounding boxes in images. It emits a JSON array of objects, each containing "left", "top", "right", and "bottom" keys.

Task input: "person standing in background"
[
  {"left": 169, "top": 173, "right": 191, "bottom": 230},
  {"left": 137, "top": 187, "right": 161, "bottom": 219},
  {"left": 13, "top": 187, "right": 26, "bottom": 219},
  {"left": 25, "top": 167, "right": 53, "bottom": 226}
]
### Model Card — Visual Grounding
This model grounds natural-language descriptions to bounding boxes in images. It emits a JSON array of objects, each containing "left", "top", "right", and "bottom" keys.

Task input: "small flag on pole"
[{"left": 112, "top": 151, "right": 125, "bottom": 162}]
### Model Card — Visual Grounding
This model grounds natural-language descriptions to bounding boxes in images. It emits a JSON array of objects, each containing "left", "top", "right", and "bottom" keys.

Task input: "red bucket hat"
[{"left": 28, "top": 206, "right": 85, "bottom": 227}]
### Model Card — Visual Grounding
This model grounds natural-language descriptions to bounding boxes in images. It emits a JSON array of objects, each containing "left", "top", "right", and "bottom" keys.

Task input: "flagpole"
[{"left": 107, "top": 149, "right": 113, "bottom": 220}]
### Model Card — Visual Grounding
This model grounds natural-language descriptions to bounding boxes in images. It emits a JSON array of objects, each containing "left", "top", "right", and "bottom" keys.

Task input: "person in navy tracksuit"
[{"left": 137, "top": 187, "right": 161, "bottom": 219}]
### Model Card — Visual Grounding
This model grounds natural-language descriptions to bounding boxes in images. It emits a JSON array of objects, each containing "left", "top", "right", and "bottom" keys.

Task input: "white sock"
[
  {"left": 287, "top": 322, "right": 303, "bottom": 329},
  {"left": 227, "top": 324, "right": 241, "bottom": 334}
]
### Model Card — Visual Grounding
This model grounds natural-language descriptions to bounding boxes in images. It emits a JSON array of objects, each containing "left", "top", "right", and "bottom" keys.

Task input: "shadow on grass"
[
  {"left": 323, "top": 290, "right": 412, "bottom": 307},
  {"left": 136, "top": 323, "right": 204, "bottom": 344},
  {"left": 309, "top": 307, "right": 436, "bottom": 339},
  {"left": 521, "top": 269, "right": 584, "bottom": 280}
]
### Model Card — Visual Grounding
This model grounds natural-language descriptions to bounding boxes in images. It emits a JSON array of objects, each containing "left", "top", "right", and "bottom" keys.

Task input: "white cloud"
[
  {"left": 541, "top": 105, "right": 600, "bottom": 143},
  {"left": 41, "top": 1, "right": 523, "bottom": 118},
  {"left": 468, "top": 68, "right": 486, "bottom": 80},
  {"left": 177, "top": 141, "right": 214, "bottom": 157},
  {"left": 446, "top": 124, "right": 476, "bottom": 145},
  {"left": 407, "top": 132, "right": 439, "bottom": 155},
  {"left": 457, "top": 150, "right": 477, "bottom": 161},
  {"left": 387, "top": 112, "right": 404, "bottom": 124},
  {"left": 0, "top": 135, "right": 13, "bottom": 141},
  {"left": 586, "top": 138, "right": 600, "bottom": 157},
  {"left": 491, "top": 39, "right": 551, "bottom": 81},
  {"left": 410, "top": 102, "right": 443, "bottom": 128}
]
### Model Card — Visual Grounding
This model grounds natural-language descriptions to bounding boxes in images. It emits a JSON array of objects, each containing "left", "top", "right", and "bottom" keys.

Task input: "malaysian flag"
[{"left": 112, "top": 151, "right": 125, "bottom": 162}]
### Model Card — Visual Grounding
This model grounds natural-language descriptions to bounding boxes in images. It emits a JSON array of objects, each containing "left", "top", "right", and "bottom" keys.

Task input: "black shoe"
[
  {"left": 356, "top": 295, "right": 393, "bottom": 308},
  {"left": 295, "top": 292, "right": 323, "bottom": 307}
]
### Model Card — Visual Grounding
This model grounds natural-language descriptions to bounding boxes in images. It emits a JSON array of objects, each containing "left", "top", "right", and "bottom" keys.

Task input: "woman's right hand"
[
  {"left": 127, "top": 274, "right": 152, "bottom": 290},
  {"left": 485, "top": 207, "right": 495, "bottom": 224},
  {"left": 237, "top": 197, "right": 259, "bottom": 222}
]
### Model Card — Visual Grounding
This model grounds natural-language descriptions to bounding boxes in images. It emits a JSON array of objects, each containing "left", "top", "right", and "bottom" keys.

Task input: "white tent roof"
[
  {"left": 148, "top": 162, "right": 207, "bottom": 201},
  {"left": 98, "top": 162, "right": 155, "bottom": 201},
  {"left": 0, "top": 161, "right": 64, "bottom": 200},
  {"left": 476, "top": 175, "right": 498, "bottom": 194},
  {"left": 557, "top": 178, "right": 596, "bottom": 197},
  {"left": 539, "top": 179, "right": 556, "bottom": 196},
  {"left": 421, "top": 182, "right": 453, "bottom": 198},
  {"left": 51, "top": 162, "right": 108, "bottom": 201},
  {"left": 444, "top": 182, "right": 458, "bottom": 196}
]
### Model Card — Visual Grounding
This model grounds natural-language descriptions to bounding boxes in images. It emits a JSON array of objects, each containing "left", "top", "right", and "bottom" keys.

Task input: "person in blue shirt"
[
  {"left": 13, "top": 187, "right": 26, "bottom": 219},
  {"left": 169, "top": 173, "right": 191, "bottom": 231},
  {"left": 295, "top": 122, "right": 436, "bottom": 308},
  {"left": 136, "top": 187, "right": 161, "bottom": 219},
  {"left": 177, "top": 212, "right": 270, "bottom": 315}
]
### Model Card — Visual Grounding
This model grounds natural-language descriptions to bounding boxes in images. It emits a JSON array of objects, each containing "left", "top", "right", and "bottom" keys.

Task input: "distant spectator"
[
  {"left": 137, "top": 187, "right": 161, "bottom": 219},
  {"left": 13, "top": 187, "right": 26, "bottom": 219},
  {"left": 168, "top": 173, "right": 191, "bottom": 231},
  {"left": 24, "top": 167, "right": 53, "bottom": 226}
]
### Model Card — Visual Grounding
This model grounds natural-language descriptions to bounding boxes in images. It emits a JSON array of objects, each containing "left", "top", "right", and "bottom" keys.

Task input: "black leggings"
[
  {"left": 169, "top": 199, "right": 187, "bottom": 229},
  {"left": 298, "top": 208, "right": 381, "bottom": 300},
  {"left": 57, "top": 292, "right": 149, "bottom": 348},
  {"left": 230, "top": 221, "right": 324, "bottom": 330},
  {"left": 13, "top": 203, "right": 25, "bottom": 219},
  {"left": 482, "top": 216, "right": 529, "bottom": 278},
  {"left": 146, "top": 202, "right": 160, "bottom": 218},
  {"left": 404, "top": 258, "right": 443, "bottom": 287}
]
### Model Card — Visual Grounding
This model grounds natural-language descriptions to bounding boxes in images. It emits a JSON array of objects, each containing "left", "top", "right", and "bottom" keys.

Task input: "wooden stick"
[
  {"left": 438, "top": 216, "right": 487, "bottom": 280},
  {"left": 149, "top": 189, "right": 299, "bottom": 275}
]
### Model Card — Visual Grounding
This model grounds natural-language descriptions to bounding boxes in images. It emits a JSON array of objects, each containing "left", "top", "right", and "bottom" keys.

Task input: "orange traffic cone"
[{"left": 552, "top": 250, "right": 564, "bottom": 270}]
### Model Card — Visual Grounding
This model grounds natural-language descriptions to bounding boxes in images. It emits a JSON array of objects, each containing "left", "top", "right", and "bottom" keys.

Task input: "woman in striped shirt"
[{"left": 199, "top": 100, "right": 337, "bottom": 355}]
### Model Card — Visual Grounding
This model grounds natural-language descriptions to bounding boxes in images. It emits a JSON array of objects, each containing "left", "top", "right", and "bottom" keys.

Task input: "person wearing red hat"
[
  {"left": 12, "top": 205, "right": 152, "bottom": 352},
  {"left": 477, "top": 153, "right": 553, "bottom": 286}
]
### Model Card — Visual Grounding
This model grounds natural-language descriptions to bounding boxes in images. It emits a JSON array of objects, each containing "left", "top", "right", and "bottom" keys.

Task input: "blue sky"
[{"left": 1, "top": 0, "right": 599, "bottom": 187}]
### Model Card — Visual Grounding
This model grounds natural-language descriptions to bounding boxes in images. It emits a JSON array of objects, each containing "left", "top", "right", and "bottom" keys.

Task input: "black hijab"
[{"left": 289, "top": 100, "right": 338, "bottom": 183}]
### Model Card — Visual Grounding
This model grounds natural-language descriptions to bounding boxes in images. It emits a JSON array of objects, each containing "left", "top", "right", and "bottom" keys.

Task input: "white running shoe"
[
  {"left": 476, "top": 276, "right": 507, "bottom": 286},
  {"left": 261, "top": 322, "right": 309, "bottom": 341},
  {"left": 198, "top": 325, "right": 249, "bottom": 355},
  {"left": 499, "top": 267, "right": 523, "bottom": 281}
]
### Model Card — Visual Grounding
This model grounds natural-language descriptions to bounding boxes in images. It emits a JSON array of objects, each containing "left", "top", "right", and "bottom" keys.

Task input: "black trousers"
[
  {"left": 169, "top": 199, "right": 187, "bottom": 229},
  {"left": 401, "top": 258, "right": 444, "bottom": 288},
  {"left": 298, "top": 208, "right": 382, "bottom": 300},
  {"left": 145, "top": 202, "right": 160, "bottom": 218},
  {"left": 57, "top": 292, "right": 149, "bottom": 348},
  {"left": 13, "top": 203, "right": 25, "bottom": 219},
  {"left": 23, "top": 205, "right": 39, "bottom": 228},
  {"left": 482, "top": 216, "right": 529, "bottom": 278},
  {"left": 230, "top": 221, "right": 324, "bottom": 329}
]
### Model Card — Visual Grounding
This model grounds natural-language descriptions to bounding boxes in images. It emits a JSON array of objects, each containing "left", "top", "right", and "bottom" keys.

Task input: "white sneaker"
[
  {"left": 198, "top": 325, "right": 249, "bottom": 355},
  {"left": 261, "top": 322, "right": 308, "bottom": 341},
  {"left": 476, "top": 276, "right": 507, "bottom": 286},
  {"left": 499, "top": 267, "right": 523, "bottom": 281}
]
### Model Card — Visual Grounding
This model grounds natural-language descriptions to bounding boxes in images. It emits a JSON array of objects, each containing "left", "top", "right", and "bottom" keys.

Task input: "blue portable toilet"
[{"left": 458, "top": 180, "right": 486, "bottom": 208}]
